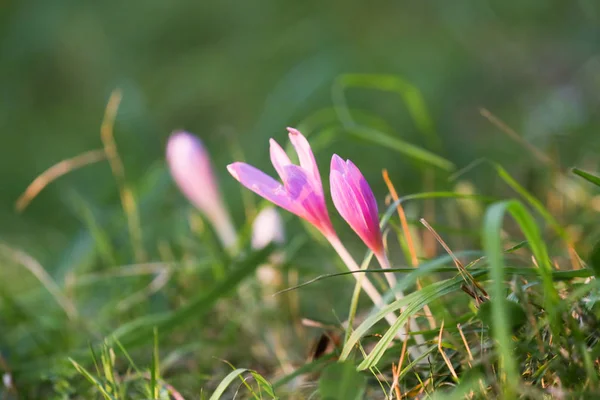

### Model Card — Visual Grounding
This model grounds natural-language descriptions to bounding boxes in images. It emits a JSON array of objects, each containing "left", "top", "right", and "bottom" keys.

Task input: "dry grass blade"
[
  {"left": 382, "top": 169, "right": 437, "bottom": 330},
  {"left": 15, "top": 149, "right": 106, "bottom": 212},
  {"left": 422, "top": 169, "right": 437, "bottom": 259},
  {"left": 420, "top": 218, "right": 488, "bottom": 305},
  {"left": 457, "top": 323, "right": 473, "bottom": 368},
  {"left": 0, "top": 243, "right": 78, "bottom": 320},
  {"left": 382, "top": 169, "right": 419, "bottom": 267},
  {"left": 479, "top": 107, "right": 556, "bottom": 168},
  {"left": 390, "top": 325, "right": 410, "bottom": 399},
  {"left": 438, "top": 320, "right": 459, "bottom": 381},
  {"left": 100, "top": 89, "right": 146, "bottom": 262}
]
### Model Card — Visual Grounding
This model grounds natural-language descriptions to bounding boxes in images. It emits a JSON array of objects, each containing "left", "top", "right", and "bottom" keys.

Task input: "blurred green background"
[
  {"left": 2, "top": 1, "right": 600, "bottom": 397},
  {"left": 2, "top": 1, "right": 600, "bottom": 285}
]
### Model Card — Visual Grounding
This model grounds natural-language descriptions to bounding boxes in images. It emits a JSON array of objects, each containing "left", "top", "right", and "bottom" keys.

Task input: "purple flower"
[
  {"left": 330, "top": 154, "right": 384, "bottom": 256},
  {"left": 166, "top": 131, "right": 237, "bottom": 250},
  {"left": 227, "top": 128, "right": 334, "bottom": 237}
]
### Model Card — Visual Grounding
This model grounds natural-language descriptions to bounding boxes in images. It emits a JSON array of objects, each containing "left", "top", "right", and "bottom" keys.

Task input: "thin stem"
[
  {"left": 209, "top": 208, "right": 239, "bottom": 255},
  {"left": 327, "top": 235, "right": 398, "bottom": 328},
  {"left": 325, "top": 234, "right": 426, "bottom": 357},
  {"left": 376, "top": 253, "right": 425, "bottom": 347},
  {"left": 375, "top": 253, "right": 401, "bottom": 298}
]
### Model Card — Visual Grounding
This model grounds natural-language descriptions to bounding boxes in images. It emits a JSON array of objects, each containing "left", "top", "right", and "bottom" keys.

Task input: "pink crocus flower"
[
  {"left": 227, "top": 128, "right": 334, "bottom": 237},
  {"left": 167, "top": 131, "right": 237, "bottom": 251},
  {"left": 228, "top": 127, "right": 422, "bottom": 352},
  {"left": 330, "top": 154, "right": 385, "bottom": 259},
  {"left": 330, "top": 154, "right": 425, "bottom": 346}
]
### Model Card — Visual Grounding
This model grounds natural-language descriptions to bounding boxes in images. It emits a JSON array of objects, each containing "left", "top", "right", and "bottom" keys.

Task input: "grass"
[{"left": 1, "top": 74, "right": 600, "bottom": 399}]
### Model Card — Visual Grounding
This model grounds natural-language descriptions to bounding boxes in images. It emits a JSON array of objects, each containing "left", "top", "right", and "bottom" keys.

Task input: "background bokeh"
[
  {"left": 2, "top": 1, "right": 600, "bottom": 396},
  {"left": 3, "top": 1, "right": 599, "bottom": 255}
]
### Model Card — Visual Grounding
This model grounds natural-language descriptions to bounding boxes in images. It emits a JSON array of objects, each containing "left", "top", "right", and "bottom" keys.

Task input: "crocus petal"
[
  {"left": 229, "top": 128, "right": 334, "bottom": 238},
  {"left": 269, "top": 139, "right": 292, "bottom": 181},
  {"left": 330, "top": 169, "right": 370, "bottom": 236},
  {"left": 330, "top": 155, "right": 383, "bottom": 254},
  {"left": 345, "top": 159, "right": 381, "bottom": 240},
  {"left": 280, "top": 164, "right": 311, "bottom": 201},
  {"left": 287, "top": 128, "right": 322, "bottom": 194},
  {"left": 227, "top": 162, "right": 301, "bottom": 216},
  {"left": 330, "top": 153, "right": 347, "bottom": 174},
  {"left": 280, "top": 164, "right": 333, "bottom": 232}
]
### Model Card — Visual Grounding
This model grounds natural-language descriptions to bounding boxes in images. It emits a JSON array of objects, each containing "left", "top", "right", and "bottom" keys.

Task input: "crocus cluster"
[
  {"left": 228, "top": 128, "right": 387, "bottom": 262},
  {"left": 166, "top": 127, "right": 420, "bottom": 348},
  {"left": 227, "top": 128, "right": 403, "bottom": 321}
]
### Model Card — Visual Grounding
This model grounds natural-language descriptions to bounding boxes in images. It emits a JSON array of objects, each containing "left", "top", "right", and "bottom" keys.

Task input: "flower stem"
[
  {"left": 209, "top": 208, "right": 239, "bottom": 255},
  {"left": 376, "top": 253, "right": 425, "bottom": 347},
  {"left": 328, "top": 236, "right": 428, "bottom": 363},
  {"left": 327, "top": 236, "right": 397, "bottom": 325},
  {"left": 375, "top": 253, "right": 401, "bottom": 297}
]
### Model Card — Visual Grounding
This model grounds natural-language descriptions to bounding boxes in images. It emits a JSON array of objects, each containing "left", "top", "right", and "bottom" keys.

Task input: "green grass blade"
[
  {"left": 482, "top": 201, "right": 520, "bottom": 398},
  {"left": 208, "top": 368, "right": 249, "bottom": 400},
  {"left": 151, "top": 327, "right": 160, "bottom": 399},
  {"left": 249, "top": 371, "right": 277, "bottom": 398},
  {"left": 481, "top": 199, "right": 561, "bottom": 397},
  {"left": 296, "top": 107, "right": 395, "bottom": 139},
  {"left": 355, "top": 273, "right": 485, "bottom": 370},
  {"left": 342, "top": 125, "right": 455, "bottom": 171},
  {"left": 493, "top": 164, "right": 568, "bottom": 241},
  {"left": 332, "top": 73, "right": 440, "bottom": 149},
  {"left": 70, "top": 358, "right": 116, "bottom": 400},
  {"left": 572, "top": 167, "right": 600, "bottom": 187},
  {"left": 340, "top": 266, "right": 485, "bottom": 367}
]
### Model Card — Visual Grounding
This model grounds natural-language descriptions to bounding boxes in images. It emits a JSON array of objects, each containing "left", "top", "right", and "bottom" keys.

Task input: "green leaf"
[
  {"left": 69, "top": 358, "right": 116, "bottom": 400},
  {"left": 150, "top": 328, "right": 160, "bottom": 399},
  {"left": 354, "top": 274, "right": 482, "bottom": 370},
  {"left": 343, "top": 125, "right": 455, "bottom": 171},
  {"left": 332, "top": 73, "right": 441, "bottom": 149},
  {"left": 249, "top": 371, "right": 277, "bottom": 398},
  {"left": 339, "top": 267, "right": 486, "bottom": 369},
  {"left": 208, "top": 368, "right": 276, "bottom": 400},
  {"left": 109, "top": 244, "right": 275, "bottom": 347},
  {"left": 481, "top": 199, "right": 560, "bottom": 397},
  {"left": 331, "top": 73, "right": 455, "bottom": 171},
  {"left": 572, "top": 168, "right": 600, "bottom": 187},
  {"left": 318, "top": 361, "right": 366, "bottom": 400},
  {"left": 209, "top": 368, "right": 250, "bottom": 400},
  {"left": 296, "top": 107, "right": 395, "bottom": 141}
]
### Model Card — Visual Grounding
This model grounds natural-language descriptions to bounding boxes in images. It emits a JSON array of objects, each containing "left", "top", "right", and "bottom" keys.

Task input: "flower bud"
[
  {"left": 251, "top": 207, "right": 285, "bottom": 288},
  {"left": 167, "top": 131, "right": 237, "bottom": 251}
]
